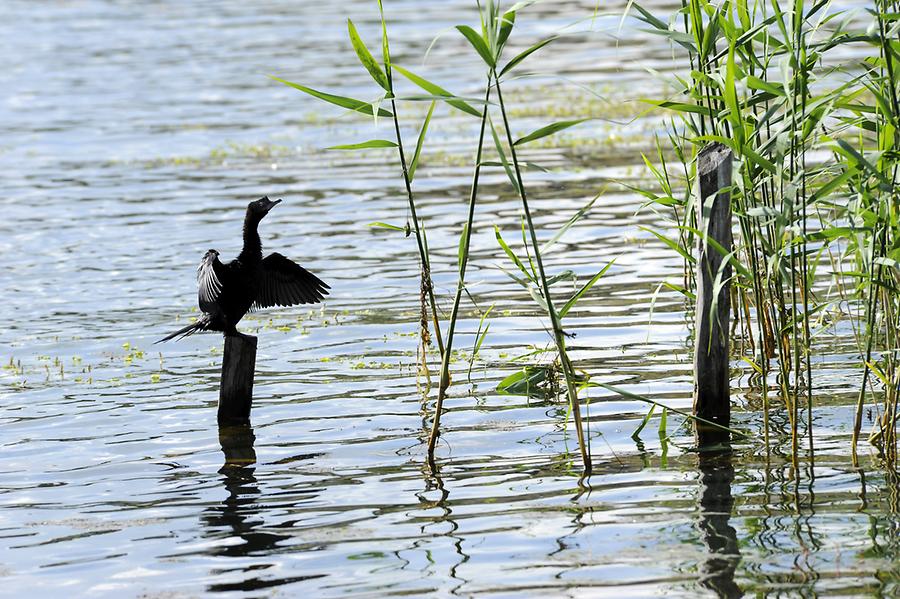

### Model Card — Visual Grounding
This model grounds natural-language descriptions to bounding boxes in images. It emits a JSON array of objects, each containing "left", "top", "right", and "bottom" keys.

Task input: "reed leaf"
[
  {"left": 498, "top": 11, "right": 515, "bottom": 50},
  {"left": 514, "top": 118, "right": 592, "bottom": 146},
  {"left": 391, "top": 65, "right": 481, "bottom": 116},
  {"left": 490, "top": 122, "right": 521, "bottom": 195},
  {"left": 327, "top": 139, "right": 397, "bottom": 150},
  {"left": 347, "top": 19, "right": 391, "bottom": 92},
  {"left": 495, "top": 225, "right": 534, "bottom": 283},
  {"left": 369, "top": 222, "right": 406, "bottom": 231},
  {"left": 639, "top": 226, "right": 695, "bottom": 264},
  {"left": 408, "top": 101, "right": 435, "bottom": 182},
  {"left": 499, "top": 36, "right": 557, "bottom": 76},
  {"left": 632, "top": 404, "right": 657, "bottom": 440},
  {"left": 457, "top": 25, "right": 495, "bottom": 66},
  {"left": 643, "top": 99, "right": 713, "bottom": 116},
  {"left": 541, "top": 194, "right": 600, "bottom": 254},
  {"left": 457, "top": 222, "right": 469, "bottom": 275},
  {"left": 559, "top": 261, "right": 615, "bottom": 318},
  {"left": 599, "top": 384, "right": 746, "bottom": 436},
  {"left": 270, "top": 76, "right": 392, "bottom": 117},
  {"left": 376, "top": 0, "right": 391, "bottom": 84}
]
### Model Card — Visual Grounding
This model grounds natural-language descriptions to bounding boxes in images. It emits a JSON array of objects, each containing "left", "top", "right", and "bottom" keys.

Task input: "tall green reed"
[
  {"left": 425, "top": 60, "right": 492, "bottom": 468},
  {"left": 272, "top": 1, "right": 450, "bottom": 372},
  {"left": 630, "top": 0, "right": 900, "bottom": 465},
  {"left": 848, "top": 0, "right": 900, "bottom": 463},
  {"left": 428, "top": 0, "right": 601, "bottom": 473},
  {"left": 275, "top": 0, "right": 604, "bottom": 473}
]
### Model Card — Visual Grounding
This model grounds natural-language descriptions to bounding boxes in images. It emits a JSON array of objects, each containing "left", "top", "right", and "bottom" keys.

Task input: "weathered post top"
[{"left": 698, "top": 143, "right": 732, "bottom": 186}]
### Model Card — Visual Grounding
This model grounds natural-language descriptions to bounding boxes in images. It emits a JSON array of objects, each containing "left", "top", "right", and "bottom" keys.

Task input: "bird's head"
[{"left": 247, "top": 196, "right": 282, "bottom": 219}]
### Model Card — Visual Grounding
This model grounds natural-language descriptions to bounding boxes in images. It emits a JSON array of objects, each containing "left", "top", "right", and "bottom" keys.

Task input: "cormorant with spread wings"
[{"left": 157, "top": 196, "right": 329, "bottom": 343}]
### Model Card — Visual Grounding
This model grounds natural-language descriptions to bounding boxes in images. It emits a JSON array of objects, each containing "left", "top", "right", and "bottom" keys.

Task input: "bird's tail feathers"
[{"left": 155, "top": 315, "right": 211, "bottom": 344}]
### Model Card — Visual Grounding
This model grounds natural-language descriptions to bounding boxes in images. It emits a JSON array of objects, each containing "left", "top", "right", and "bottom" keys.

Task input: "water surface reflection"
[
  {"left": 697, "top": 439, "right": 741, "bottom": 598},
  {"left": 205, "top": 424, "right": 328, "bottom": 592}
]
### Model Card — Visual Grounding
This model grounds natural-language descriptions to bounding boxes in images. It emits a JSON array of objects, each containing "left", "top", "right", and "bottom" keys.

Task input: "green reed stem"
[
  {"left": 389, "top": 98, "right": 446, "bottom": 361},
  {"left": 426, "top": 77, "right": 493, "bottom": 467},
  {"left": 492, "top": 68, "right": 592, "bottom": 474}
]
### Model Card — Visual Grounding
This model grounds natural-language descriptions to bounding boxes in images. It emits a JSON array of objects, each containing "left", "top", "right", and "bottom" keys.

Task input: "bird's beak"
[{"left": 267, "top": 198, "right": 282, "bottom": 211}]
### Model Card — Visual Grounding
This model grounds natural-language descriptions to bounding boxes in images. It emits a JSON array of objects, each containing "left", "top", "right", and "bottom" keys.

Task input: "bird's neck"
[{"left": 239, "top": 214, "right": 263, "bottom": 264}]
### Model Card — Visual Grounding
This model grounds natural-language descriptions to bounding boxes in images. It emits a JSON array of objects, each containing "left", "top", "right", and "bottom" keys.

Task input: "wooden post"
[
  {"left": 219, "top": 335, "right": 257, "bottom": 424},
  {"left": 693, "top": 143, "right": 733, "bottom": 434}
]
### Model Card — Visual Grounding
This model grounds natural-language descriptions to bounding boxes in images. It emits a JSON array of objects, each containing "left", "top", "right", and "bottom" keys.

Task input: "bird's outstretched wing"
[
  {"left": 197, "top": 249, "right": 224, "bottom": 312},
  {"left": 253, "top": 252, "right": 329, "bottom": 309}
]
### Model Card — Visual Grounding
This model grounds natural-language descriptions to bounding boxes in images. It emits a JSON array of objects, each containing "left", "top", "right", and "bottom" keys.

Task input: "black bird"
[{"left": 157, "top": 196, "right": 329, "bottom": 343}]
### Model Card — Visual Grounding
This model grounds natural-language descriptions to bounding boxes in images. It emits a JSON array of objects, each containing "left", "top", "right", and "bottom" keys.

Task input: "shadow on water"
[
  {"left": 696, "top": 432, "right": 742, "bottom": 598},
  {"left": 203, "top": 424, "right": 327, "bottom": 593}
]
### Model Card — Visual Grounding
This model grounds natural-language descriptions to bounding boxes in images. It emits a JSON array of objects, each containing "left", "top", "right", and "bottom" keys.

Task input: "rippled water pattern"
[{"left": 2, "top": 1, "right": 896, "bottom": 597}]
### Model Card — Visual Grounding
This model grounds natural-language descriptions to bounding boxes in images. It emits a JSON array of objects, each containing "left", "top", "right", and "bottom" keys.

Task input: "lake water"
[{"left": 1, "top": 1, "right": 895, "bottom": 597}]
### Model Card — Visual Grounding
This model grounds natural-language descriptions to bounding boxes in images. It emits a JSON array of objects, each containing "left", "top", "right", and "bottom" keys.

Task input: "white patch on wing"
[{"left": 197, "top": 251, "right": 222, "bottom": 303}]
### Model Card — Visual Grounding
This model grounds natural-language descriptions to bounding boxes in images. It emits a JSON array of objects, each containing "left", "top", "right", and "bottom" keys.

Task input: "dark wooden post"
[
  {"left": 693, "top": 143, "right": 733, "bottom": 434},
  {"left": 219, "top": 335, "right": 257, "bottom": 423}
]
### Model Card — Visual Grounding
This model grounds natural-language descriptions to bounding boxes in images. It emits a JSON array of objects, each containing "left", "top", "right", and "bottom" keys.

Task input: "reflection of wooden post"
[
  {"left": 697, "top": 444, "right": 741, "bottom": 597},
  {"left": 694, "top": 143, "right": 733, "bottom": 434},
  {"left": 219, "top": 335, "right": 256, "bottom": 423},
  {"left": 218, "top": 423, "right": 257, "bottom": 467}
]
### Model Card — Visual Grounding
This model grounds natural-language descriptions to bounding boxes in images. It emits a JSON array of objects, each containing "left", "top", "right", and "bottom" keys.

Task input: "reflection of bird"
[{"left": 157, "top": 196, "right": 329, "bottom": 343}]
